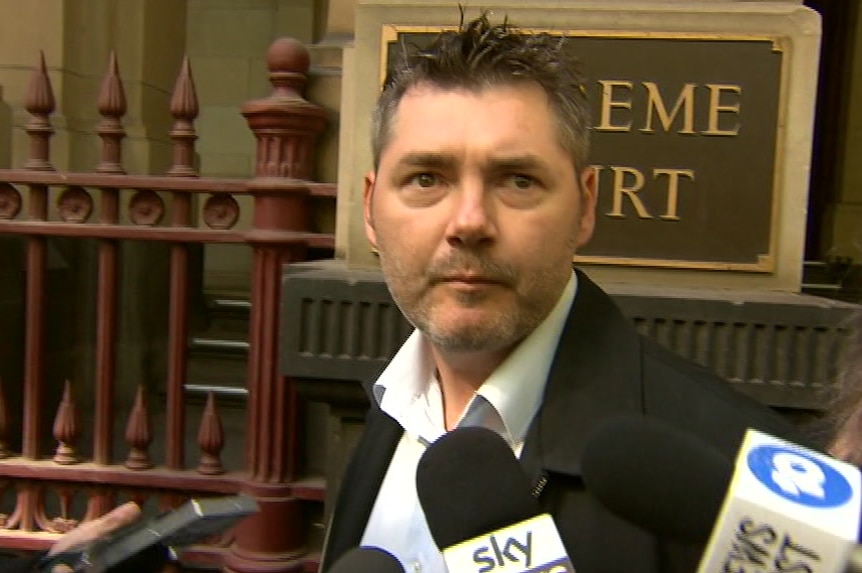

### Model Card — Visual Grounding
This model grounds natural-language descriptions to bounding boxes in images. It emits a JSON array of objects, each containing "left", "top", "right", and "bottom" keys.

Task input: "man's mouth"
[{"left": 437, "top": 275, "right": 504, "bottom": 286}]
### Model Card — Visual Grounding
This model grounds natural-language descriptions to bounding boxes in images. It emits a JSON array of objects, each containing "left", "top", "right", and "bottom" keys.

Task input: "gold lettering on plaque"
[
  {"left": 704, "top": 84, "right": 742, "bottom": 136},
  {"left": 640, "top": 82, "right": 696, "bottom": 134},
  {"left": 596, "top": 80, "right": 633, "bottom": 132},
  {"left": 654, "top": 169, "right": 696, "bottom": 220},
  {"left": 607, "top": 166, "right": 652, "bottom": 219}
]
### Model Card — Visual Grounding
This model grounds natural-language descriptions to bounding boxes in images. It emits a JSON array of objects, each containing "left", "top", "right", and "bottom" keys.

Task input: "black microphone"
[
  {"left": 416, "top": 426, "right": 573, "bottom": 573},
  {"left": 328, "top": 547, "right": 404, "bottom": 573},
  {"left": 580, "top": 415, "right": 731, "bottom": 543},
  {"left": 581, "top": 416, "right": 862, "bottom": 573}
]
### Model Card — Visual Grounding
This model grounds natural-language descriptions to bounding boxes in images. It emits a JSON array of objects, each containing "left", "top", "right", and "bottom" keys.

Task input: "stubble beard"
[{"left": 379, "top": 248, "right": 565, "bottom": 354}]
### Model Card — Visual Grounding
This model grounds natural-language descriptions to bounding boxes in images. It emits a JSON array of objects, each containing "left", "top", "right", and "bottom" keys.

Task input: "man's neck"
[{"left": 430, "top": 344, "right": 516, "bottom": 430}]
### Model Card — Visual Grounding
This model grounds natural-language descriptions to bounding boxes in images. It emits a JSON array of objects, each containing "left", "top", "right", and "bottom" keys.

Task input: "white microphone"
[
  {"left": 697, "top": 428, "right": 861, "bottom": 573},
  {"left": 581, "top": 417, "right": 862, "bottom": 573},
  {"left": 416, "top": 427, "right": 575, "bottom": 573}
]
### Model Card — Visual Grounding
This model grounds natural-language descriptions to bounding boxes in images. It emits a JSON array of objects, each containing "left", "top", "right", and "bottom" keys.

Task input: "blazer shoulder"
[{"left": 640, "top": 336, "right": 802, "bottom": 458}]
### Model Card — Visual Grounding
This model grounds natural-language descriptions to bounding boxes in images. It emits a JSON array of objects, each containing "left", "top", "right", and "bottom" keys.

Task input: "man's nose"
[{"left": 445, "top": 182, "right": 496, "bottom": 248}]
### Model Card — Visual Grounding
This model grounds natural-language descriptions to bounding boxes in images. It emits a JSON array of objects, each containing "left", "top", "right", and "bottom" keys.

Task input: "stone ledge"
[{"left": 281, "top": 259, "right": 859, "bottom": 411}]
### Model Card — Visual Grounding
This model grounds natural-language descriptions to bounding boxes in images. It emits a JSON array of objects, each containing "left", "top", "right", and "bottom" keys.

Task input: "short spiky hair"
[{"left": 371, "top": 12, "right": 591, "bottom": 170}]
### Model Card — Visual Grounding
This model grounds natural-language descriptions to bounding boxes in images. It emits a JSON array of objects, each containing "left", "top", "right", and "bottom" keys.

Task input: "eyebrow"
[
  {"left": 486, "top": 156, "right": 552, "bottom": 174},
  {"left": 395, "top": 153, "right": 459, "bottom": 170},
  {"left": 393, "top": 152, "right": 552, "bottom": 174}
]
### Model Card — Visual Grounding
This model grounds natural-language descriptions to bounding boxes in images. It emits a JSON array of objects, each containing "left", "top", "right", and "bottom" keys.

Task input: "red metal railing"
[{"left": 0, "top": 37, "right": 330, "bottom": 572}]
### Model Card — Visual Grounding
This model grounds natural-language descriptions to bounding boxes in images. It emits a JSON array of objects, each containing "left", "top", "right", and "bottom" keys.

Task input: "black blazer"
[{"left": 321, "top": 271, "right": 800, "bottom": 573}]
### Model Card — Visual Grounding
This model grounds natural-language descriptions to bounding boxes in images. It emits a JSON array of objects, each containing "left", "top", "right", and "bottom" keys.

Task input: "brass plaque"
[{"left": 381, "top": 27, "right": 785, "bottom": 272}]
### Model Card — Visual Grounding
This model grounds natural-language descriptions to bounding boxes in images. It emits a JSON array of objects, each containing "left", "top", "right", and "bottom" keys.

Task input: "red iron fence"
[{"left": 0, "top": 37, "right": 332, "bottom": 572}]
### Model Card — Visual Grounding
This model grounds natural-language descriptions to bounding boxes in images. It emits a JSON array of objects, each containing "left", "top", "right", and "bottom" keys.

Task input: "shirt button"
[{"left": 411, "top": 561, "right": 422, "bottom": 573}]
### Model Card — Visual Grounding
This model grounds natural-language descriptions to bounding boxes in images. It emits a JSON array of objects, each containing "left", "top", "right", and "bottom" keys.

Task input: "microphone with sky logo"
[
  {"left": 415, "top": 426, "right": 574, "bottom": 573},
  {"left": 582, "top": 416, "right": 862, "bottom": 573}
]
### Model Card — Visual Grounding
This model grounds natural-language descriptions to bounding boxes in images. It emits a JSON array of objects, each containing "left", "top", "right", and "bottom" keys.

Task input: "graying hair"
[{"left": 371, "top": 12, "right": 592, "bottom": 171}]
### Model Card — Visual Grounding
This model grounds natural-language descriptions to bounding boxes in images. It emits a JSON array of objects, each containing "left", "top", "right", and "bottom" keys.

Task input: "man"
[{"left": 321, "top": 13, "right": 798, "bottom": 573}]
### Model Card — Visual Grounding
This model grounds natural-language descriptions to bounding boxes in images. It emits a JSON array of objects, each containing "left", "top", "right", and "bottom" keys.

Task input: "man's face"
[{"left": 365, "top": 82, "right": 597, "bottom": 353}]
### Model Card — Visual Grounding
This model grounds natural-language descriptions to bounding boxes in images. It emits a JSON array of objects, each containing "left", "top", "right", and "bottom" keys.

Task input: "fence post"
[{"left": 224, "top": 37, "right": 327, "bottom": 573}]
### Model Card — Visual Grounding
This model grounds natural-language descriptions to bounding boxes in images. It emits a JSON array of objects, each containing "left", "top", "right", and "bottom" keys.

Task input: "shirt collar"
[
  {"left": 374, "top": 271, "right": 577, "bottom": 445},
  {"left": 472, "top": 272, "right": 576, "bottom": 443}
]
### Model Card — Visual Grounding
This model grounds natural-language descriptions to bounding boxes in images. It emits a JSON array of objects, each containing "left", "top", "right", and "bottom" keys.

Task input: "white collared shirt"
[{"left": 359, "top": 272, "right": 577, "bottom": 573}]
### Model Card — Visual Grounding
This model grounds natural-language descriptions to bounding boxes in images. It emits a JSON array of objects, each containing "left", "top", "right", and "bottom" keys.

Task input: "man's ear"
[
  {"left": 363, "top": 171, "right": 378, "bottom": 248},
  {"left": 575, "top": 166, "right": 597, "bottom": 248}
]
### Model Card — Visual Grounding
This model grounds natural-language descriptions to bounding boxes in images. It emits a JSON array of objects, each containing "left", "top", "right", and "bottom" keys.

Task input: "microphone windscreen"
[
  {"left": 328, "top": 547, "right": 404, "bottom": 573},
  {"left": 580, "top": 415, "right": 732, "bottom": 543},
  {"left": 416, "top": 426, "right": 539, "bottom": 549}
]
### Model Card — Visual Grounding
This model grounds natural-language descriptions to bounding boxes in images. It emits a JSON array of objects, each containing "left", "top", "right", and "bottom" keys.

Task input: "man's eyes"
[
  {"left": 410, "top": 173, "right": 439, "bottom": 188},
  {"left": 507, "top": 174, "right": 538, "bottom": 190},
  {"left": 404, "top": 173, "right": 539, "bottom": 188}
]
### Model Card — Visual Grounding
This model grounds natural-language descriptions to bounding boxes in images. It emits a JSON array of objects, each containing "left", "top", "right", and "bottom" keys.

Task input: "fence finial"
[
  {"left": 52, "top": 380, "right": 79, "bottom": 465},
  {"left": 267, "top": 37, "right": 310, "bottom": 99},
  {"left": 167, "top": 55, "right": 199, "bottom": 177},
  {"left": 124, "top": 385, "right": 153, "bottom": 470},
  {"left": 24, "top": 51, "right": 56, "bottom": 171},
  {"left": 96, "top": 51, "right": 127, "bottom": 174},
  {"left": 242, "top": 37, "right": 326, "bottom": 180},
  {"left": 196, "top": 393, "right": 225, "bottom": 475}
]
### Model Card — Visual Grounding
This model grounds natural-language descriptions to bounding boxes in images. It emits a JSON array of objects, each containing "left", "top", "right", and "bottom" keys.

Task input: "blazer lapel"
[
  {"left": 520, "top": 270, "right": 645, "bottom": 482},
  {"left": 321, "top": 407, "right": 404, "bottom": 571}
]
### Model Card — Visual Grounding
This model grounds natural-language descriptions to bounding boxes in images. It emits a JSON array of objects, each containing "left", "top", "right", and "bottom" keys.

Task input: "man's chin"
[{"left": 424, "top": 322, "right": 519, "bottom": 353}]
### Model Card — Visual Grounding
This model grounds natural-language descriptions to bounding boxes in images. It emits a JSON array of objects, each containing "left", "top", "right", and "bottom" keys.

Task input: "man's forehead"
[
  {"left": 397, "top": 80, "right": 549, "bottom": 106},
  {"left": 380, "top": 84, "right": 564, "bottom": 164},
  {"left": 384, "top": 82, "right": 553, "bottom": 141}
]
